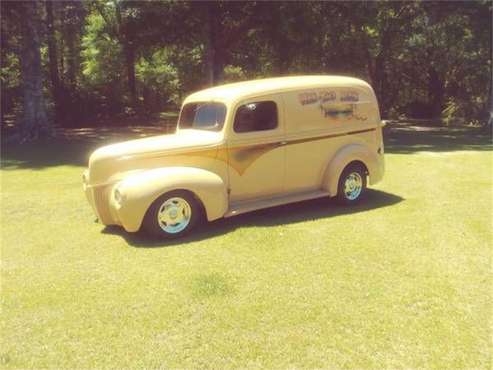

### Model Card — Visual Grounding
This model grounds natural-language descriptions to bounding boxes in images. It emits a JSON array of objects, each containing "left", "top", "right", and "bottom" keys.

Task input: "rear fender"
[{"left": 322, "top": 144, "right": 379, "bottom": 196}]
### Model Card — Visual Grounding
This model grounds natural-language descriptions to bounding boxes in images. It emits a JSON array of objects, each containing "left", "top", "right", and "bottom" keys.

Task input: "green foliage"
[
  {"left": 400, "top": 2, "right": 490, "bottom": 122},
  {"left": 0, "top": 52, "right": 21, "bottom": 116},
  {"left": 0, "top": 53, "right": 20, "bottom": 88},
  {"left": 1, "top": 0, "right": 491, "bottom": 126},
  {"left": 222, "top": 65, "right": 248, "bottom": 83},
  {"left": 158, "top": 45, "right": 207, "bottom": 101},
  {"left": 81, "top": 12, "right": 123, "bottom": 86},
  {"left": 136, "top": 49, "right": 179, "bottom": 105}
]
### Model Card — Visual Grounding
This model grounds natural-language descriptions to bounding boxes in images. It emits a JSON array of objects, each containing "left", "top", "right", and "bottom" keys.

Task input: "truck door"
[{"left": 226, "top": 95, "right": 286, "bottom": 203}]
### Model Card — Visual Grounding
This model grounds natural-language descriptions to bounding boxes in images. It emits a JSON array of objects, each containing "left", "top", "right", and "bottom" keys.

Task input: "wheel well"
[{"left": 344, "top": 160, "right": 369, "bottom": 176}]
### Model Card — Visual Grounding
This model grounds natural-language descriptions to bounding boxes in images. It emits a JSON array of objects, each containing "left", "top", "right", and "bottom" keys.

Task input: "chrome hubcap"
[
  {"left": 344, "top": 172, "right": 363, "bottom": 200},
  {"left": 157, "top": 197, "right": 192, "bottom": 234}
]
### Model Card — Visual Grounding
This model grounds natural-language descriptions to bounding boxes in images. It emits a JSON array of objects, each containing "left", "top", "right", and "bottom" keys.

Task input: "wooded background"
[{"left": 1, "top": 0, "right": 491, "bottom": 141}]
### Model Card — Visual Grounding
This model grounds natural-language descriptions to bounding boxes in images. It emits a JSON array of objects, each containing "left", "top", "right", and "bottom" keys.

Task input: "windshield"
[{"left": 178, "top": 102, "right": 227, "bottom": 131}]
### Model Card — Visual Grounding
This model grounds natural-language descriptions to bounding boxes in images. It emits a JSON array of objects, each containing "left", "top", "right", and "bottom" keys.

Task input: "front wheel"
[
  {"left": 142, "top": 190, "right": 202, "bottom": 239},
  {"left": 335, "top": 163, "right": 367, "bottom": 205}
]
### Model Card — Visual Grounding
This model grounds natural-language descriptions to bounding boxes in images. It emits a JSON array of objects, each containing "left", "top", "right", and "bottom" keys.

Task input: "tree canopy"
[{"left": 1, "top": 0, "right": 491, "bottom": 140}]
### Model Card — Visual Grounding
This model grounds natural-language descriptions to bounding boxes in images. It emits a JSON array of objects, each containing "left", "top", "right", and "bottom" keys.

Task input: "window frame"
[
  {"left": 232, "top": 100, "right": 279, "bottom": 134},
  {"left": 178, "top": 101, "right": 228, "bottom": 132}
]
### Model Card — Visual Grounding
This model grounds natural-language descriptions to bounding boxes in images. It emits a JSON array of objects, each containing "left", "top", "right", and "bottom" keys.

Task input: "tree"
[
  {"left": 92, "top": 0, "right": 139, "bottom": 107},
  {"left": 398, "top": 1, "right": 491, "bottom": 122},
  {"left": 201, "top": 1, "right": 264, "bottom": 84},
  {"left": 1, "top": 0, "right": 491, "bottom": 130},
  {"left": 1, "top": 1, "right": 21, "bottom": 129},
  {"left": 17, "top": 1, "right": 50, "bottom": 141},
  {"left": 45, "top": 0, "right": 61, "bottom": 122},
  {"left": 354, "top": 2, "right": 418, "bottom": 116},
  {"left": 59, "top": 1, "right": 85, "bottom": 88}
]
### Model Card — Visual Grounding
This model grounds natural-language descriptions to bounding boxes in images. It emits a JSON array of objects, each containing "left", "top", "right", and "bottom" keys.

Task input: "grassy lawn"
[{"left": 1, "top": 125, "right": 492, "bottom": 369}]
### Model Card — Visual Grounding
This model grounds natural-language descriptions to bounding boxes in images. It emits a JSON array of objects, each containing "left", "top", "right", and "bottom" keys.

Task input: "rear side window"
[{"left": 233, "top": 101, "right": 278, "bottom": 133}]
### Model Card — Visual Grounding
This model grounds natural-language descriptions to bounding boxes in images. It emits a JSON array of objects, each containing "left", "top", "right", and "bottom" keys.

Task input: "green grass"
[{"left": 1, "top": 125, "right": 492, "bottom": 369}]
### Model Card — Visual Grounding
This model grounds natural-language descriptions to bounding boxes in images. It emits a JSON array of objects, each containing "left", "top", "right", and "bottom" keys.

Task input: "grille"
[{"left": 93, "top": 186, "right": 113, "bottom": 224}]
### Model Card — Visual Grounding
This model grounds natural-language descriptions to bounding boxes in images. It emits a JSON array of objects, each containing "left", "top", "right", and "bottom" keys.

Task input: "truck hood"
[
  {"left": 90, "top": 129, "right": 222, "bottom": 162},
  {"left": 87, "top": 129, "right": 223, "bottom": 186}
]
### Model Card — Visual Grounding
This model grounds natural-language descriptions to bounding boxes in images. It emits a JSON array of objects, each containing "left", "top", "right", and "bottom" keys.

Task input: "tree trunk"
[
  {"left": 19, "top": 1, "right": 50, "bottom": 141},
  {"left": 61, "top": 1, "right": 84, "bottom": 88},
  {"left": 428, "top": 66, "right": 444, "bottom": 119},
  {"left": 142, "top": 85, "right": 152, "bottom": 112},
  {"left": 368, "top": 51, "right": 389, "bottom": 118},
  {"left": 65, "top": 25, "right": 77, "bottom": 87},
  {"left": 269, "top": 3, "right": 289, "bottom": 75},
  {"left": 373, "top": 28, "right": 392, "bottom": 117},
  {"left": 487, "top": 15, "right": 493, "bottom": 129},
  {"left": 124, "top": 41, "right": 137, "bottom": 108},
  {"left": 205, "top": 2, "right": 214, "bottom": 85},
  {"left": 205, "top": 2, "right": 220, "bottom": 85},
  {"left": 212, "top": 50, "right": 225, "bottom": 84},
  {"left": 489, "top": 81, "right": 493, "bottom": 127},
  {"left": 59, "top": 36, "right": 64, "bottom": 78},
  {"left": 45, "top": 0, "right": 61, "bottom": 122}
]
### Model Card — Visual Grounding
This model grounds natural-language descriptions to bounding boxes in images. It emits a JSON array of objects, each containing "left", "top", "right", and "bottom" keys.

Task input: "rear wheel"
[
  {"left": 335, "top": 163, "right": 367, "bottom": 205},
  {"left": 142, "top": 190, "right": 201, "bottom": 239}
]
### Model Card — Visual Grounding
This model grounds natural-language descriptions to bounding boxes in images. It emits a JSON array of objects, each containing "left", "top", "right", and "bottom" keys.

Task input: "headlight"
[{"left": 114, "top": 188, "right": 125, "bottom": 205}]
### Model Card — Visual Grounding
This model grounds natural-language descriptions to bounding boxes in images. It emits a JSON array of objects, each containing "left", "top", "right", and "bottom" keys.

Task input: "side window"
[{"left": 233, "top": 101, "right": 278, "bottom": 133}]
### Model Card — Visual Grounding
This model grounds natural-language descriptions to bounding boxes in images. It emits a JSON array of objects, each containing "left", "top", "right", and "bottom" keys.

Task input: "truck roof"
[{"left": 184, "top": 75, "right": 372, "bottom": 104}]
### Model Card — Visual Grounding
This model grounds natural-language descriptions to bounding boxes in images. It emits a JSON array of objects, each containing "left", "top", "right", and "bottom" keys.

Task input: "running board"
[{"left": 224, "top": 190, "right": 330, "bottom": 218}]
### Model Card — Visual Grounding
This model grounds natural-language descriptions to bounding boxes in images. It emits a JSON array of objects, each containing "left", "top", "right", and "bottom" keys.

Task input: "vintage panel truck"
[{"left": 83, "top": 76, "right": 385, "bottom": 238}]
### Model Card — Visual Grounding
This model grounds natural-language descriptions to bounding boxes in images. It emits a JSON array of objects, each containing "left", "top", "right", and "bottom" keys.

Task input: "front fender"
[
  {"left": 322, "top": 144, "right": 382, "bottom": 196},
  {"left": 112, "top": 167, "right": 228, "bottom": 232}
]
